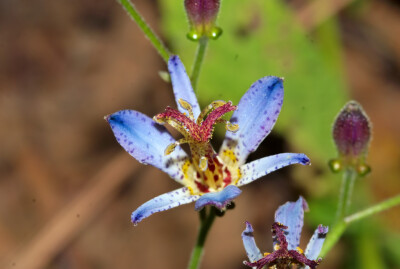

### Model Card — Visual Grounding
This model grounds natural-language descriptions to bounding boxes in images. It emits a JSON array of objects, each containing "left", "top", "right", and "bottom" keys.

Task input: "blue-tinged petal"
[
  {"left": 194, "top": 185, "right": 242, "bottom": 211},
  {"left": 274, "top": 197, "right": 309, "bottom": 250},
  {"left": 220, "top": 76, "right": 284, "bottom": 165},
  {"left": 131, "top": 187, "right": 200, "bottom": 225},
  {"left": 236, "top": 153, "right": 310, "bottom": 187},
  {"left": 305, "top": 225, "right": 329, "bottom": 260},
  {"left": 106, "top": 110, "right": 189, "bottom": 183},
  {"left": 242, "top": 221, "right": 263, "bottom": 263},
  {"left": 168, "top": 55, "right": 201, "bottom": 118}
]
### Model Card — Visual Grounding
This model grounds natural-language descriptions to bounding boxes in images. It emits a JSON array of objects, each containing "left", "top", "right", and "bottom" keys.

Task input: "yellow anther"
[
  {"left": 226, "top": 122, "right": 239, "bottom": 132},
  {"left": 211, "top": 100, "right": 226, "bottom": 108},
  {"left": 296, "top": 247, "right": 304, "bottom": 254},
  {"left": 274, "top": 244, "right": 280, "bottom": 251},
  {"left": 199, "top": 156, "right": 208, "bottom": 171},
  {"left": 178, "top": 99, "right": 194, "bottom": 119},
  {"left": 263, "top": 252, "right": 271, "bottom": 256},
  {"left": 164, "top": 138, "right": 187, "bottom": 155},
  {"left": 164, "top": 142, "right": 177, "bottom": 155}
]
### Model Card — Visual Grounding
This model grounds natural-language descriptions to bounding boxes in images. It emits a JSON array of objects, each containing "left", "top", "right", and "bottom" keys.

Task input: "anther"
[
  {"left": 296, "top": 247, "right": 304, "bottom": 254},
  {"left": 226, "top": 121, "right": 239, "bottom": 132},
  {"left": 164, "top": 138, "right": 187, "bottom": 155},
  {"left": 211, "top": 100, "right": 226, "bottom": 108},
  {"left": 178, "top": 99, "right": 194, "bottom": 119},
  {"left": 165, "top": 143, "right": 178, "bottom": 155}
]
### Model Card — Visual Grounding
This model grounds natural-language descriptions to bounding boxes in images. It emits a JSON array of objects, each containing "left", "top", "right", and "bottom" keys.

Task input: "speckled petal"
[
  {"left": 220, "top": 76, "right": 284, "bottom": 165},
  {"left": 305, "top": 225, "right": 329, "bottom": 260},
  {"left": 194, "top": 185, "right": 242, "bottom": 210},
  {"left": 106, "top": 110, "right": 189, "bottom": 183},
  {"left": 131, "top": 187, "right": 200, "bottom": 225},
  {"left": 237, "top": 153, "right": 310, "bottom": 187},
  {"left": 274, "top": 197, "right": 309, "bottom": 250},
  {"left": 242, "top": 221, "right": 263, "bottom": 263},
  {"left": 168, "top": 55, "right": 201, "bottom": 118}
]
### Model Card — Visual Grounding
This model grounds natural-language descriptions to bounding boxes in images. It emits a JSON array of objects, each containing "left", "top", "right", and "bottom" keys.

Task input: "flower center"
[{"left": 154, "top": 99, "right": 239, "bottom": 193}]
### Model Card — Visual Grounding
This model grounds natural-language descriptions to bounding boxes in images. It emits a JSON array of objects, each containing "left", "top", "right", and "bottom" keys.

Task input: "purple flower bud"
[
  {"left": 184, "top": 0, "right": 222, "bottom": 41},
  {"left": 330, "top": 101, "right": 371, "bottom": 175}
]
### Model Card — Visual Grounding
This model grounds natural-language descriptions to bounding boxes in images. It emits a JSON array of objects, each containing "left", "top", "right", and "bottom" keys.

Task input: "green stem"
[
  {"left": 191, "top": 37, "right": 209, "bottom": 92},
  {"left": 345, "top": 194, "right": 400, "bottom": 224},
  {"left": 118, "top": 0, "right": 171, "bottom": 62},
  {"left": 335, "top": 168, "right": 357, "bottom": 223},
  {"left": 188, "top": 208, "right": 216, "bottom": 269},
  {"left": 320, "top": 194, "right": 400, "bottom": 257}
]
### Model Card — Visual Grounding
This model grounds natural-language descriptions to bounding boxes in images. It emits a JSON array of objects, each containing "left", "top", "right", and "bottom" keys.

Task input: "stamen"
[
  {"left": 199, "top": 156, "right": 208, "bottom": 171},
  {"left": 296, "top": 247, "right": 304, "bottom": 254},
  {"left": 215, "top": 119, "right": 239, "bottom": 132},
  {"left": 226, "top": 121, "right": 239, "bottom": 132},
  {"left": 164, "top": 138, "right": 188, "bottom": 155},
  {"left": 178, "top": 98, "right": 194, "bottom": 119}
]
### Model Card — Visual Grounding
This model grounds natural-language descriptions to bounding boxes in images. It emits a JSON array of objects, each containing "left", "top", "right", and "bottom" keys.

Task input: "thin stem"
[
  {"left": 188, "top": 208, "right": 216, "bottom": 269},
  {"left": 191, "top": 37, "right": 209, "bottom": 92},
  {"left": 118, "top": 0, "right": 171, "bottom": 62},
  {"left": 320, "top": 194, "right": 400, "bottom": 257},
  {"left": 335, "top": 167, "right": 357, "bottom": 223},
  {"left": 345, "top": 194, "right": 400, "bottom": 224}
]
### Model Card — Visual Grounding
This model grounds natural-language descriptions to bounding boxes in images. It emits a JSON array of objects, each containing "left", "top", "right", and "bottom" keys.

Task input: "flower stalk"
[
  {"left": 335, "top": 167, "right": 357, "bottom": 223},
  {"left": 191, "top": 37, "right": 209, "bottom": 91},
  {"left": 320, "top": 194, "right": 400, "bottom": 257},
  {"left": 188, "top": 208, "right": 217, "bottom": 269},
  {"left": 117, "top": 0, "right": 171, "bottom": 62}
]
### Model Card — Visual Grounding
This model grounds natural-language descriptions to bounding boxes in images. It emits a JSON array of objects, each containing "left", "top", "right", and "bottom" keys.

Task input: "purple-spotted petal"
[
  {"left": 305, "top": 225, "right": 329, "bottom": 260},
  {"left": 106, "top": 110, "right": 189, "bottom": 183},
  {"left": 194, "top": 185, "right": 242, "bottom": 211},
  {"left": 220, "top": 76, "right": 284, "bottom": 165},
  {"left": 242, "top": 221, "right": 263, "bottom": 262},
  {"left": 274, "top": 197, "right": 309, "bottom": 250},
  {"left": 131, "top": 187, "right": 200, "bottom": 225},
  {"left": 237, "top": 153, "right": 310, "bottom": 187},
  {"left": 168, "top": 55, "right": 201, "bottom": 118}
]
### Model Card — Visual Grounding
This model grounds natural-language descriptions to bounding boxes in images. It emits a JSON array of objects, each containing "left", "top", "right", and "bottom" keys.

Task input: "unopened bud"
[
  {"left": 330, "top": 101, "right": 371, "bottom": 175},
  {"left": 184, "top": 0, "right": 222, "bottom": 41}
]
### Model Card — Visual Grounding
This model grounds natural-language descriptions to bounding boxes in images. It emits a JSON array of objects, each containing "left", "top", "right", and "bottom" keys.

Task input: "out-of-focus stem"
[
  {"left": 118, "top": 0, "right": 171, "bottom": 62},
  {"left": 321, "top": 194, "right": 400, "bottom": 257}
]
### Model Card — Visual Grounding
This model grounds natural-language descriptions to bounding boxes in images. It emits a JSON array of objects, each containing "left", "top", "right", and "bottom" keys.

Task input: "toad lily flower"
[
  {"left": 105, "top": 55, "right": 310, "bottom": 225},
  {"left": 242, "top": 197, "right": 328, "bottom": 269}
]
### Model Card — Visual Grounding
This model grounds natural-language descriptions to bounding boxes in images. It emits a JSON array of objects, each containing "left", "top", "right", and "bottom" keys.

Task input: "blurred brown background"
[{"left": 0, "top": 0, "right": 400, "bottom": 268}]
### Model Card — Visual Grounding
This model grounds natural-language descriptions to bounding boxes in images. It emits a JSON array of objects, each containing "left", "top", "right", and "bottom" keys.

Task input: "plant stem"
[
  {"left": 335, "top": 167, "right": 357, "bottom": 223},
  {"left": 320, "top": 194, "right": 400, "bottom": 257},
  {"left": 345, "top": 194, "right": 400, "bottom": 224},
  {"left": 118, "top": 0, "right": 171, "bottom": 62},
  {"left": 191, "top": 37, "right": 209, "bottom": 92},
  {"left": 188, "top": 208, "right": 216, "bottom": 269}
]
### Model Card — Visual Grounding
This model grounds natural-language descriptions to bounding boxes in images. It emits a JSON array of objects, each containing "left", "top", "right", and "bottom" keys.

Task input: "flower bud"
[
  {"left": 184, "top": 0, "right": 222, "bottom": 41},
  {"left": 329, "top": 101, "right": 371, "bottom": 176}
]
